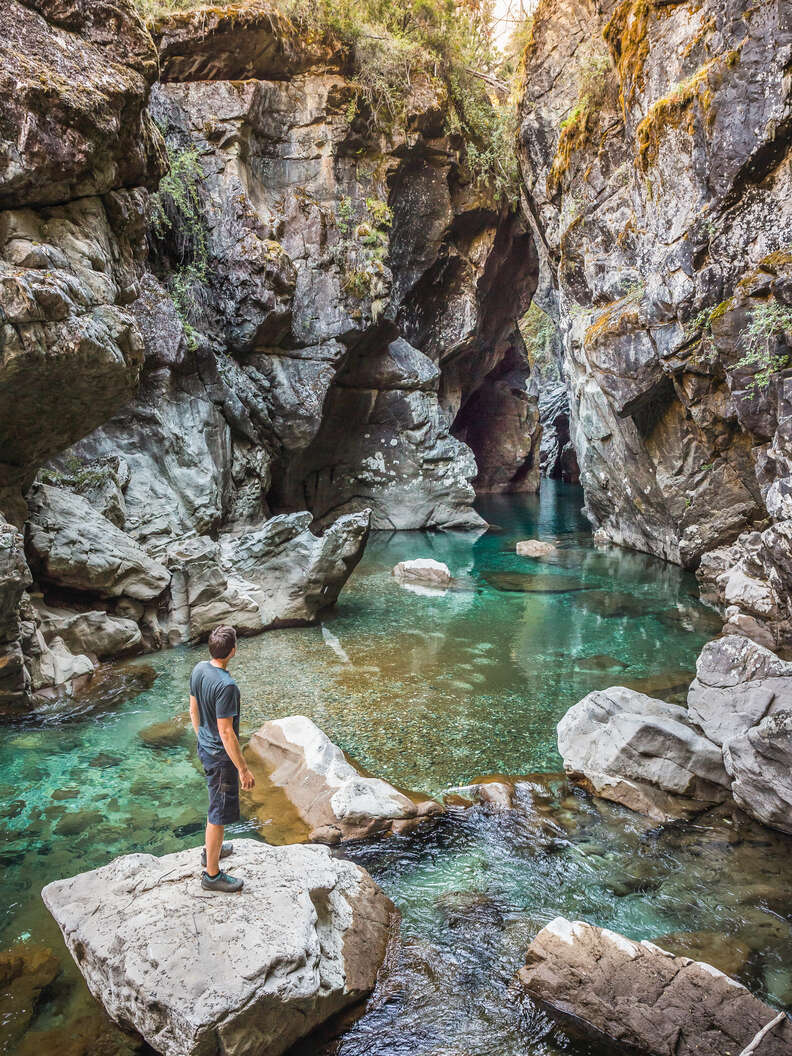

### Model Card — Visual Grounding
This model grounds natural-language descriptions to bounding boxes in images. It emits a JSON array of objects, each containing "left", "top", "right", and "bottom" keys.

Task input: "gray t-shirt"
[{"left": 190, "top": 661, "right": 240, "bottom": 758}]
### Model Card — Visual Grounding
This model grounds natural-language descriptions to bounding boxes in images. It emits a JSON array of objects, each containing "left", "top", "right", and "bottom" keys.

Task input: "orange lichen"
[
  {"left": 546, "top": 103, "right": 597, "bottom": 198},
  {"left": 584, "top": 295, "right": 642, "bottom": 348},
  {"left": 603, "top": 0, "right": 677, "bottom": 113},
  {"left": 634, "top": 50, "right": 740, "bottom": 172}
]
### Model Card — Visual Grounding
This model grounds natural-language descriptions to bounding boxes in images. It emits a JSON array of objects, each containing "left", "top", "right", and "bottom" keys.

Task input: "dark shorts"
[{"left": 198, "top": 748, "right": 240, "bottom": 826}]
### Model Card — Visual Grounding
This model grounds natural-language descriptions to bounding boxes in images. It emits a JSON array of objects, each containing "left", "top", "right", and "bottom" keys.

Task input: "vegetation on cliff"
[{"left": 133, "top": 0, "right": 523, "bottom": 205}]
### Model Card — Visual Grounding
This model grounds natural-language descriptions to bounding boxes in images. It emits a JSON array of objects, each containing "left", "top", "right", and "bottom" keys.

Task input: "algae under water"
[{"left": 1, "top": 483, "right": 790, "bottom": 1055}]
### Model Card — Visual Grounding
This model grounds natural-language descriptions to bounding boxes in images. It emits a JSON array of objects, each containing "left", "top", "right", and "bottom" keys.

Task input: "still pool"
[{"left": 1, "top": 483, "right": 789, "bottom": 1055}]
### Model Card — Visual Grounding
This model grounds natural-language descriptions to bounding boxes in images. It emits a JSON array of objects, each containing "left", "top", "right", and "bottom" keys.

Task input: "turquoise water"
[{"left": 3, "top": 482, "right": 788, "bottom": 1056}]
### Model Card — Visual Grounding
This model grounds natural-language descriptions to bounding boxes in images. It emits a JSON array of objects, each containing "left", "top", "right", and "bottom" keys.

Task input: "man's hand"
[{"left": 240, "top": 767, "right": 256, "bottom": 791}]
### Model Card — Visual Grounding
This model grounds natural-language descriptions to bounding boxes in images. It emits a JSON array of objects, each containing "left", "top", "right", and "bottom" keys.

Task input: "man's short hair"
[{"left": 208, "top": 625, "right": 237, "bottom": 659}]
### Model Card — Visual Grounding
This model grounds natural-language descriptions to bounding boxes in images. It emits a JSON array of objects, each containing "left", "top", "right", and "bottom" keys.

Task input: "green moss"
[{"left": 634, "top": 54, "right": 730, "bottom": 172}]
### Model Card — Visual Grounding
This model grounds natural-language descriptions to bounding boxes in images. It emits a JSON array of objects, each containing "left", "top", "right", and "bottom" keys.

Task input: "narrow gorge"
[{"left": 1, "top": 0, "right": 791, "bottom": 1054}]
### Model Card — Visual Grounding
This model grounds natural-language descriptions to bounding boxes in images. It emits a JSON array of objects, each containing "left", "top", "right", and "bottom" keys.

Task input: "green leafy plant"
[
  {"left": 519, "top": 302, "right": 561, "bottom": 381},
  {"left": 148, "top": 138, "right": 209, "bottom": 329},
  {"left": 735, "top": 300, "right": 792, "bottom": 392}
]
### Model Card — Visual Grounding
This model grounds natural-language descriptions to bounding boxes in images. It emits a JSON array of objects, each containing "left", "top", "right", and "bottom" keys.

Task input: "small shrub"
[{"left": 735, "top": 300, "right": 792, "bottom": 392}]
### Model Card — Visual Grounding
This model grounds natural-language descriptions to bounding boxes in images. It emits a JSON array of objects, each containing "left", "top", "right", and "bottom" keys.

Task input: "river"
[{"left": 2, "top": 482, "right": 790, "bottom": 1055}]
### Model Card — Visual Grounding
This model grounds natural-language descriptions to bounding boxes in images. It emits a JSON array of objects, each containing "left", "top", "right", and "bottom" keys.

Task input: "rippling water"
[{"left": 2, "top": 483, "right": 789, "bottom": 1055}]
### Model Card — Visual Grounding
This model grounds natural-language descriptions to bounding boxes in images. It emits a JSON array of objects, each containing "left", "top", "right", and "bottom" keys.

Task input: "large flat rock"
[
  {"left": 247, "top": 716, "right": 443, "bottom": 842},
  {"left": 42, "top": 840, "right": 397, "bottom": 1056},
  {"left": 519, "top": 917, "right": 792, "bottom": 1056}
]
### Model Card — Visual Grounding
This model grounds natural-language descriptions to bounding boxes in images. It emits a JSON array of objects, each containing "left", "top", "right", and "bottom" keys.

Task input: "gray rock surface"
[
  {"left": 247, "top": 715, "right": 442, "bottom": 842},
  {"left": 518, "top": 917, "right": 792, "bottom": 1056},
  {"left": 687, "top": 635, "right": 792, "bottom": 747},
  {"left": 42, "top": 839, "right": 398, "bottom": 1056},
  {"left": 26, "top": 486, "right": 171, "bottom": 601},
  {"left": 32, "top": 602, "right": 142, "bottom": 660},
  {"left": 164, "top": 510, "right": 370, "bottom": 644},
  {"left": 518, "top": 0, "right": 792, "bottom": 645},
  {"left": 557, "top": 685, "right": 730, "bottom": 803},
  {"left": 724, "top": 711, "right": 792, "bottom": 835}
]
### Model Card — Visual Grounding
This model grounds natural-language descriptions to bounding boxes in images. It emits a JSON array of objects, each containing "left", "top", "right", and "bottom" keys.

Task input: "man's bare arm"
[
  {"left": 217, "top": 716, "right": 255, "bottom": 790},
  {"left": 189, "top": 694, "right": 200, "bottom": 735}
]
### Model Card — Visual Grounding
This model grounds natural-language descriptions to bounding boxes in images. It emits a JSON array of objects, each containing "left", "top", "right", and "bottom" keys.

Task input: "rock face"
[
  {"left": 0, "top": 0, "right": 164, "bottom": 707},
  {"left": 557, "top": 686, "right": 730, "bottom": 804},
  {"left": 518, "top": 0, "right": 792, "bottom": 646},
  {"left": 247, "top": 716, "right": 443, "bottom": 842},
  {"left": 0, "top": 3, "right": 545, "bottom": 705},
  {"left": 688, "top": 635, "right": 792, "bottom": 833},
  {"left": 42, "top": 839, "right": 397, "bottom": 1056},
  {"left": 560, "top": 634, "right": 792, "bottom": 833},
  {"left": 519, "top": 917, "right": 792, "bottom": 1056}
]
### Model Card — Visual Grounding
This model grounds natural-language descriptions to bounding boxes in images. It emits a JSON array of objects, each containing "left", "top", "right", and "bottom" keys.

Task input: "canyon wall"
[
  {"left": 0, "top": 0, "right": 540, "bottom": 710},
  {"left": 518, "top": 0, "right": 792, "bottom": 647}
]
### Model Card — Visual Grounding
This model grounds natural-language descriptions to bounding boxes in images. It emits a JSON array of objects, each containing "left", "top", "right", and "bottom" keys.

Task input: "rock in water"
[
  {"left": 42, "top": 840, "right": 398, "bottom": 1056},
  {"left": 688, "top": 635, "right": 792, "bottom": 833},
  {"left": 515, "top": 540, "right": 556, "bottom": 557},
  {"left": 725, "top": 711, "right": 792, "bottom": 836},
  {"left": 518, "top": 918, "right": 792, "bottom": 1056},
  {"left": 557, "top": 686, "right": 730, "bottom": 810},
  {"left": 247, "top": 716, "right": 442, "bottom": 842},
  {"left": 392, "top": 559, "right": 452, "bottom": 587}
]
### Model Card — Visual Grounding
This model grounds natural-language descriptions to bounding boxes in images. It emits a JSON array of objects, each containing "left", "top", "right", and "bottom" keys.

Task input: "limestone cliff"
[
  {"left": 0, "top": 1, "right": 540, "bottom": 709},
  {"left": 518, "top": 0, "right": 792, "bottom": 647}
]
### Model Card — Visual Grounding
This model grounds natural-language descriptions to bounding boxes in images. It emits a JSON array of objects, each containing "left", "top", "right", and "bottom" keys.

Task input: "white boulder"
[
  {"left": 247, "top": 715, "right": 442, "bottom": 842},
  {"left": 557, "top": 686, "right": 730, "bottom": 806},
  {"left": 515, "top": 539, "right": 556, "bottom": 557},
  {"left": 391, "top": 559, "right": 451, "bottom": 587},
  {"left": 42, "top": 839, "right": 397, "bottom": 1056}
]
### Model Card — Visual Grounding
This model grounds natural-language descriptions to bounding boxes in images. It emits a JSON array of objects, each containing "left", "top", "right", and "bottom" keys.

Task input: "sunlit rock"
[
  {"left": 392, "top": 559, "right": 452, "bottom": 588},
  {"left": 246, "top": 715, "right": 442, "bottom": 842},
  {"left": 43, "top": 840, "right": 398, "bottom": 1056},
  {"left": 557, "top": 686, "right": 730, "bottom": 804},
  {"left": 515, "top": 540, "right": 556, "bottom": 557},
  {"left": 519, "top": 918, "right": 792, "bottom": 1056}
]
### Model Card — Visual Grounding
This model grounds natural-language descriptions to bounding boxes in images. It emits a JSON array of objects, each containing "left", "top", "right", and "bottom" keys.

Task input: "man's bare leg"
[{"left": 205, "top": 821, "right": 224, "bottom": 875}]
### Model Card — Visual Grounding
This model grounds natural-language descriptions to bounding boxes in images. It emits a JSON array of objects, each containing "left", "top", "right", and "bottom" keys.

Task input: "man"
[{"left": 189, "top": 624, "right": 255, "bottom": 892}]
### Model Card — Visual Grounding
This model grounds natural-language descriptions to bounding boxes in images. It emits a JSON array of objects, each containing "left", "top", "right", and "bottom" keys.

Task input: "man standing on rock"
[{"left": 189, "top": 625, "right": 255, "bottom": 892}]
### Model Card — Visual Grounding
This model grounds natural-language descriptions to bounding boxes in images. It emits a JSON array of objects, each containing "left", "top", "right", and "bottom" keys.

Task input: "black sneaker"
[
  {"left": 200, "top": 842, "right": 233, "bottom": 868},
  {"left": 201, "top": 869, "right": 243, "bottom": 893}
]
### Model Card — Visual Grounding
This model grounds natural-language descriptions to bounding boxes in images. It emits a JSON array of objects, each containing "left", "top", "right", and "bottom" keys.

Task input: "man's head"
[{"left": 208, "top": 625, "right": 237, "bottom": 662}]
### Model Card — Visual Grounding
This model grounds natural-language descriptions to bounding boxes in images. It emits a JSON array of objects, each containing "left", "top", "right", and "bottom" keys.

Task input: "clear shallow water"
[{"left": 2, "top": 482, "right": 789, "bottom": 1056}]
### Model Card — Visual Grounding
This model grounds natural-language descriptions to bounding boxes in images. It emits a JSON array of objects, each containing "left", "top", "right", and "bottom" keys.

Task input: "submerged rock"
[
  {"left": 0, "top": 943, "right": 60, "bottom": 1050},
  {"left": 515, "top": 540, "right": 556, "bottom": 557},
  {"left": 42, "top": 840, "right": 398, "bottom": 1056},
  {"left": 247, "top": 716, "right": 442, "bottom": 842},
  {"left": 481, "top": 571, "right": 585, "bottom": 594},
  {"left": 519, "top": 918, "right": 792, "bottom": 1056},
  {"left": 392, "top": 559, "right": 452, "bottom": 588}
]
